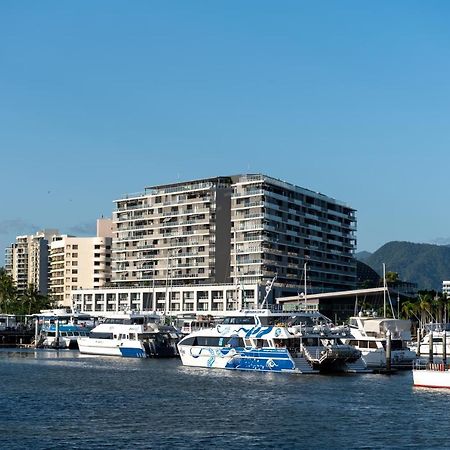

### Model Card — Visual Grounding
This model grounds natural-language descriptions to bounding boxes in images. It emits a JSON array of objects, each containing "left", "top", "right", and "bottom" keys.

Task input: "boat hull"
[
  {"left": 413, "top": 368, "right": 450, "bottom": 388},
  {"left": 178, "top": 345, "right": 316, "bottom": 373},
  {"left": 78, "top": 338, "right": 147, "bottom": 358},
  {"left": 361, "top": 349, "right": 416, "bottom": 369}
]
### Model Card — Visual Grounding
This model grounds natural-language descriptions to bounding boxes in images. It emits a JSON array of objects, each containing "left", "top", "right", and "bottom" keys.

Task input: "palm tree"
[
  {"left": 417, "top": 293, "right": 433, "bottom": 328},
  {"left": 0, "top": 268, "right": 17, "bottom": 314}
]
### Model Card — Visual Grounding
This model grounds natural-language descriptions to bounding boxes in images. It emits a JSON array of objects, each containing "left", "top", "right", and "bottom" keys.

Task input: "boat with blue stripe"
[
  {"left": 77, "top": 311, "right": 182, "bottom": 358},
  {"left": 178, "top": 309, "right": 367, "bottom": 374}
]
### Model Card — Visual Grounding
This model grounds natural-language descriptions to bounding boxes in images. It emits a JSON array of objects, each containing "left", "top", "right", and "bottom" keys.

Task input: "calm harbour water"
[{"left": 0, "top": 349, "right": 449, "bottom": 450}]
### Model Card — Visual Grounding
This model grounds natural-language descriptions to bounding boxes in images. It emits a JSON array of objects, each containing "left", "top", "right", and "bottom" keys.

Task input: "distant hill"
[
  {"left": 355, "top": 251, "right": 372, "bottom": 262},
  {"left": 364, "top": 241, "right": 450, "bottom": 290}
]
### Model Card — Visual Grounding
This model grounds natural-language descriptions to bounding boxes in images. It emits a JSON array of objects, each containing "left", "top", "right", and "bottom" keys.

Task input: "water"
[{"left": 0, "top": 349, "right": 449, "bottom": 449}]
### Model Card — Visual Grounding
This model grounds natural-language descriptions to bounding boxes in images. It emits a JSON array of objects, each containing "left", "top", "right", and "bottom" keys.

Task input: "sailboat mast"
[{"left": 383, "top": 263, "right": 387, "bottom": 318}]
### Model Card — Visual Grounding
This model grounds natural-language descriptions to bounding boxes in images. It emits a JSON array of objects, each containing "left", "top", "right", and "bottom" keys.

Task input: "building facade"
[
  {"left": 50, "top": 234, "right": 113, "bottom": 306},
  {"left": 5, "top": 229, "right": 59, "bottom": 295},
  {"left": 72, "top": 282, "right": 263, "bottom": 315},
  {"left": 111, "top": 174, "right": 357, "bottom": 299}
]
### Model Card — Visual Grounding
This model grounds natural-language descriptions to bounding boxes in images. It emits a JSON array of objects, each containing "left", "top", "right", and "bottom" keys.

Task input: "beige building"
[
  {"left": 49, "top": 220, "right": 113, "bottom": 306},
  {"left": 5, "top": 229, "right": 59, "bottom": 295}
]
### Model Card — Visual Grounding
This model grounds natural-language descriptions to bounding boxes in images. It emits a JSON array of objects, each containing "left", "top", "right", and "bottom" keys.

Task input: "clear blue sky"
[{"left": 1, "top": 1, "right": 450, "bottom": 260}]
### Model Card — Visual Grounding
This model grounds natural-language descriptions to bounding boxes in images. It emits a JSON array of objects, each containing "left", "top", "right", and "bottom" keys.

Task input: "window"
[
  {"left": 72, "top": 269, "right": 78, "bottom": 274},
  {"left": 72, "top": 253, "right": 78, "bottom": 258},
  {"left": 95, "top": 245, "right": 101, "bottom": 249},
  {"left": 73, "top": 245, "right": 78, "bottom": 250}
]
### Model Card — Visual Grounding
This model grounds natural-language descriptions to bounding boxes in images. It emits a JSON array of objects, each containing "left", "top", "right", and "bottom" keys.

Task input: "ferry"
[
  {"left": 342, "top": 313, "right": 416, "bottom": 369},
  {"left": 177, "top": 309, "right": 367, "bottom": 373},
  {"left": 77, "top": 311, "right": 182, "bottom": 358},
  {"left": 35, "top": 309, "right": 94, "bottom": 349},
  {"left": 413, "top": 360, "right": 450, "bottom": 389}
]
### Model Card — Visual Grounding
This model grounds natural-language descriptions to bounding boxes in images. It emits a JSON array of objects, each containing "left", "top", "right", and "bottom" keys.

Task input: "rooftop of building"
[{"left": 115, "top": 174, "right": 354, "bottom": 209}]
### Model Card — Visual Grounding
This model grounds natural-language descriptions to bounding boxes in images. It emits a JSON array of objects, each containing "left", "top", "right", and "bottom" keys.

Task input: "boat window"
[
  {"left": 73, "top": 331, "right": 80, "bottom": 336},
  {"left": 222, "top": 317, "right": 255, "bottom": 325},
  {"left": 180, "top": 336, "right": 197, "bottom": 346},
  {"left": 368, "top": 341, "right": 378, "bottom": 349},
  {"left": 303, "top": 337, "right": 320, "bottom": 346},
  {"left": 104, "top": 318, "right": 126, "bottom": 325},
  {"left": 89, "top": 332, "right": 114, "bottom": 339},
  {"left": 256, "top": 339, "right": 270, "bottom": 348},
  {"left": 358, "top": 341, "right": 369, "bottom": 349},
  {"left": 129, "top": 333, "right": 136, "bottom": 340},
  {"left": 60, "top": 332, "right": 67, "bottom": 337},
  {"left": 47, "top": 332, "right": 56, "bottom": 337}
]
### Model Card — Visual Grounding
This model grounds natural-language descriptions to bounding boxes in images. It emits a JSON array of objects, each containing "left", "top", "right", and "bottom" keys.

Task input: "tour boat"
[
  {"left": 35, "top": 309, "right": 94, "bottom": 349},
  {"left": 77, "top": 311, "right": 182, "bottom": 358},
  {"left": 342, "top": 313, "right": 416, "bottom": 369},
  {"left": 177, "top": 309, "right": 367, "bottom": 373},
  {"left": 413, "top": 361, "right": 450, "bottom": 389}
]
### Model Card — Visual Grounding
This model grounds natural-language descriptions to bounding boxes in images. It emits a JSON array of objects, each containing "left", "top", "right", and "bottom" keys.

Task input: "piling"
[
  {"left": 443, "top": 331, "right": 447, "bottom": 366},
  {"left": 386, "top": 330, "right": 392, "bottom": 371},
  {"left": 417, "top": 328, "right": 421, "bottom": 357},
  {"left": 429, "top": 332, "right": 434, "bottom": 364}
]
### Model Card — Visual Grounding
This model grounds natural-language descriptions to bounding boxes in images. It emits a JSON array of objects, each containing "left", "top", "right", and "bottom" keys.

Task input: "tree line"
[{"left": 0, "top": 268, "right": 54, "bottom": 316}]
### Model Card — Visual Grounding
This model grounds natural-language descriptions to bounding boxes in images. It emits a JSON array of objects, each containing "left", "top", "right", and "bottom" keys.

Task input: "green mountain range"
[{"left": 357, "top": 241, "right": 450, "bottom": 291}]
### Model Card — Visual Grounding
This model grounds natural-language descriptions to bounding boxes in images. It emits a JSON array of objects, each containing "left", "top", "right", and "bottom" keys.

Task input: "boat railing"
[
  {"left": 414, "top": 359, "right": 448, "bottom": 371},
  {"left": 302, "top": 345, "right": 327, "bottom": 362}
]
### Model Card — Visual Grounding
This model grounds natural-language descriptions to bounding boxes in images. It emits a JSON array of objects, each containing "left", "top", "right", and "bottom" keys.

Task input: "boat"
[
  {"left": 35, "top": 309, "right": 94, "bottom": 349},
  {"left": 77, "top": 311, "right": 182, "bottom": 358},
  {"left": 413, "top": 324, "right": 450, "bottom": 359},
  {"left": 177, "top": 309, "right": 367, "bottom": 373},
  {"left": 179, "top": 315, "right": 218, "bottom": 335},
  {"left": 413, "top": 360, "right": 450, "bottom": 388},
  {"left": 342, "top": 313, "right": 416, "bottom": 369}
]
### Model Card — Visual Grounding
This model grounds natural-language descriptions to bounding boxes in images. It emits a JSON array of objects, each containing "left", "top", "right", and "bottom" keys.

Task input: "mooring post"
[{"left": 386, "top": 330, "right": 392, "bottom": 371}]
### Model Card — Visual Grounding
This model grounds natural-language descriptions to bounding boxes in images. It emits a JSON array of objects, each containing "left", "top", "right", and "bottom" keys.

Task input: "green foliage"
[
  {"left": 0, "top": 268, "right": 54, "bottom": 315},
  {"left": 365, "top": 241, "right": 450, "bottom": 290}
]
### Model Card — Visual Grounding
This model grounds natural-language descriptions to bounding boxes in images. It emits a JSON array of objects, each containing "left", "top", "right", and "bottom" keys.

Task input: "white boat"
[
  {"left": 413, "top": 361, "right": 450, "bottom": 388},
  {"left": 35, "top": 309, "right": 94, "bottom": 349},
  {"left": 343, "top": 313, "right": 416, "bottom": 369},
  {"left": 177, "top": 309, "right": 367, "bottom": 373},
  {"left": 77, "top": 311, "right": 182, "bottom": 358},
  {"left": 414, "top": 324, "right": 450, "bottom": 359}
]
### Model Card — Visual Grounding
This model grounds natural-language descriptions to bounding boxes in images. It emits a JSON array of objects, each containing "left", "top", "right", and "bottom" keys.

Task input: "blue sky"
[{"left": 1, "top": 1, "right": 450, "bottom": 260}]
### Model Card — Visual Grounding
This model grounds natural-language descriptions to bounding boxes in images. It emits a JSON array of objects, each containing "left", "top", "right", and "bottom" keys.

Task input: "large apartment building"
[
  {"left": 5, "top": 229, "right": 59, "bottom": 295},
  {"left": 49, "top": 220, "right": 113, "bottom": 306},
  {"left": 111, "top": 174, "right": 356, "bottom": 301}
]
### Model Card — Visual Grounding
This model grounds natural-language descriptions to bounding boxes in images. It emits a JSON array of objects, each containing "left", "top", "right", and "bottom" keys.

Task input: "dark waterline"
[{"left": 0, "top": 348, "right": 448, "bottom": 449}]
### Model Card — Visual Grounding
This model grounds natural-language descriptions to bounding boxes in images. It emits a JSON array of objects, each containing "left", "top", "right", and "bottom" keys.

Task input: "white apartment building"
[
  {"left": 72, "top": 175, "right": 356, "bottom": 316},
  {"left": 5, "top": 229, "right": 59, "bottom": 295},
  {"left": 112, "top": 175, "right": 356, "bottom": 295},
  {"left": 443, "top": 281, "right": 450, "bottom": 297},
  {"left": 49, "top": 219, "right": 113, "bottom": 306}
]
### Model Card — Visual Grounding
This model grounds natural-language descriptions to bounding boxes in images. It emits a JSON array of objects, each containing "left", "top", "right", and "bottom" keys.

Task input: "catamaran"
[
  {"left": 77, "top": 311, "right": 182, "bottom": 358},
  {"left": 178, "top": 308, "right": 367, "bottom": 373}
]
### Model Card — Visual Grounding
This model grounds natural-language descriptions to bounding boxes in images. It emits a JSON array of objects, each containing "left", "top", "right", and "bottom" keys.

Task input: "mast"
[
  {"left": 304, "top": 261, "right": 307, "bottom": 310},
  {"left": 383, "top": 263, "right": 386, "bottom": 318}
]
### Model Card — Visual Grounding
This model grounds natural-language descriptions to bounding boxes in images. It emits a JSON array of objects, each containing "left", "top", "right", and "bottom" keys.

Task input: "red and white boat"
[{"left": 413, "top": 361, "right": 450, "bottom": 389}]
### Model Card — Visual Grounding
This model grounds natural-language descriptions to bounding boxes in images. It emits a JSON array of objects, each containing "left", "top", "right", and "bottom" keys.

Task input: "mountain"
[
  {"left": 355, "top": 251, "right": 372, "bottom": 262},
  {"left": 363, "top": 241, "right": 450, "bottom": 290}
]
